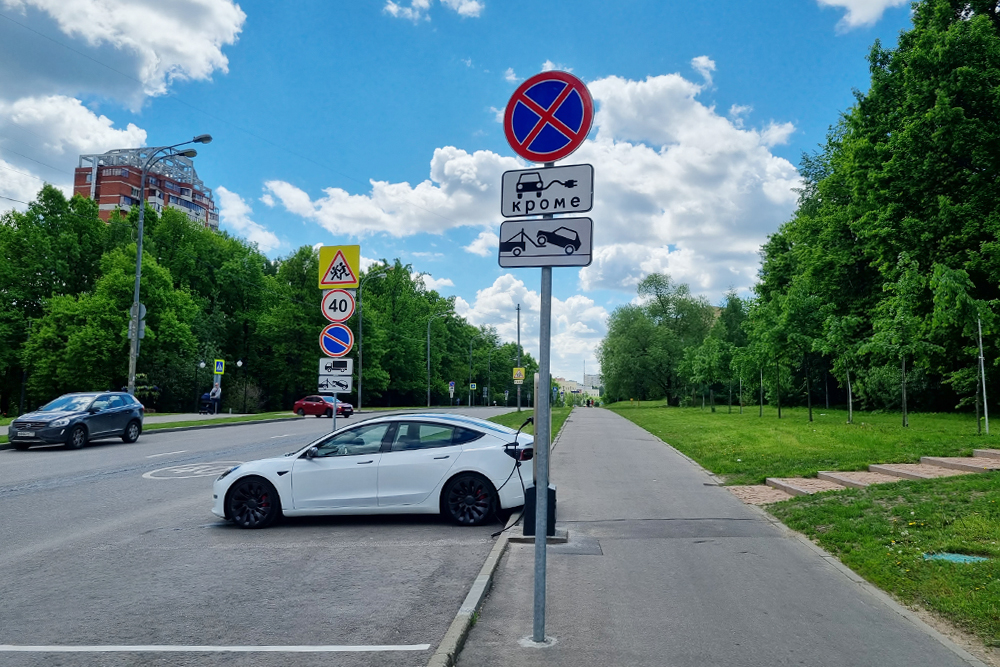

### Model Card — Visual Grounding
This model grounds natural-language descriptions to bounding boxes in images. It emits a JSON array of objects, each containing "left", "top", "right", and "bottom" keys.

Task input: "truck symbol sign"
[{"left": 497, "top": 217, "right": 593, "bottom": 268}]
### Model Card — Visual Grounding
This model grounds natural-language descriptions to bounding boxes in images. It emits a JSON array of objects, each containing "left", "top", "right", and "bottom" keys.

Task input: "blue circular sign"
[
  {"left": 504, "top": 70, "right": 594, "bottom": 163},
  {"left": 319, "top": 323, "right": 354, "bottom": 357}
]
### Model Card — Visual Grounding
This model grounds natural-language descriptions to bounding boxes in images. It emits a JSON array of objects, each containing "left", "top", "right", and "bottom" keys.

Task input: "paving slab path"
[{"left": 458, "top": 407, "right": 979, "bottom": 667}]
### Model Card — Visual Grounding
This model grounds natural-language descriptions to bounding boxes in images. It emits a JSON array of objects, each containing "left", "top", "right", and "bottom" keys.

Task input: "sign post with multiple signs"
[
  {"left": 317, "top": 246, "right": 361, "bottom": 432},
  {"left": 502, "top": 70, "right": 594, "bottom": 645}
]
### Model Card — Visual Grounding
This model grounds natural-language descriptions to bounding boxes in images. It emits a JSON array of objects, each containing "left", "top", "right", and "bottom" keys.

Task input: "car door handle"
[
  {"left": 433, "top": 455, "right": 450, "bottom": 460},
  {"left": 357, "top": 460, "right": 374, "bottom": 464}
]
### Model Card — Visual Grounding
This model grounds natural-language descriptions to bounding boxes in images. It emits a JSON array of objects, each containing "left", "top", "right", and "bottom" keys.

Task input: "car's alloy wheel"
[
  {"left": 66, "top": 425, "right": 87, "bottom": 449},
  {"left": 564, "top": 245, "right": 575, "bottom": 255},
  {"left": 121, "top": 420, "right": 141, "bottom": 443},
  {"left": 536, "top": 235, "right": 547, "bottom": 246},
  {"left": 227, "top": 477, "right": 279, "bottom": 529},
  {"left": 443, "top": 474, "right": 496, "bottom": 526},
  {"left": 296, "top": 408, "right": 305, "bottom": 416}
]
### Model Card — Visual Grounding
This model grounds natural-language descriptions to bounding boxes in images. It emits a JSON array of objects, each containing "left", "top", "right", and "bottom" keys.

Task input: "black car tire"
[
  {"left": 13, "top": 442, "right": 30, "bottom": 451},
  {"left": 536, "top": 235, "right": 547, "bottom": 246},
  {"left": 227, "top": 477, "right": 280, "bottom": 529},
  {"left": 442, "top": 473, "right": 497, "bottom": 526},
  {"left": 66, "top": 425, "right": 87, "bottom": 450},
  {"left": 121, "top": 420, "right": 141, "bottom": 443},
  {"left": 325, "top": 409, "right": 333, "bottom": 418},
  {"left": 296, "top": 408, "right": 305, "bottom": 416},
  {"left": 565, "top": 245, "right": 575, "bottom": 255},
  {"left": 512, "top": 247, "right": 522, "bottom": 256}
]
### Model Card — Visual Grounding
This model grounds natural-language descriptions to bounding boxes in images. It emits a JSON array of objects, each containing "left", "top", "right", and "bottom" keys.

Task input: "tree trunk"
[
  {"left": 847, "top": 368, "right": 853, "bottom": 424},
  {"left": 710, "top": 388, "right": 715, "bottom": 413},
  {"left": 806, "top": 356, "right": 812, "bottom": 422},
  {"left": 976, "top": 382, "right": 981, "bottom": 435},
  {"left": 739, "top": 376, "right": 743, "bottom": 414},
  {"left": 776, "top": 359, "right": 781, "bottom": 419},
  {"left": 901, "top": 356, "right": 908, "bottom": 428},
  {"left": 759, "top": 368, "right": 763, "bottom": 417},
  {"left": 728, "top": 381, "right": 732, "bottom": 414},
  {"left": 825, "top": 371, "right": 829, "bottom": 409},
  {"left": 701, "top": 385, "right": 705, "bottom": 410}
]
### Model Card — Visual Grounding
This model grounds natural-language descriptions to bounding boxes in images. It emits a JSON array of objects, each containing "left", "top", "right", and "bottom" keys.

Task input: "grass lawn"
[
  {"left": 489, "top": 407, "right": 571, "bottom": 439},
  {"left": 770, "top": 473, "right": 1000, "bottom": 645},
  {"left": 143, "top": 412, "right": 297, "bottom": 431},
  {"left": 608, "top": 404, "right": 993, "bottom": 485}
]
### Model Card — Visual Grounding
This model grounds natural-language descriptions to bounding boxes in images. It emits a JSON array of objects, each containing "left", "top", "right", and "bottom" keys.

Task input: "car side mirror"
[
  {"left": 306, "top": 447, "right": 319, "bottom": 459},
  {"left": 89, "top": 407, "right": 100, "bottom": 414}
]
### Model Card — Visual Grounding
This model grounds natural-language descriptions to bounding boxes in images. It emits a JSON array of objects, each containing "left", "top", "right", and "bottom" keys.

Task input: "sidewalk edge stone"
[{"left": 427, "top": 510, "right": 520, "bottom": 667}]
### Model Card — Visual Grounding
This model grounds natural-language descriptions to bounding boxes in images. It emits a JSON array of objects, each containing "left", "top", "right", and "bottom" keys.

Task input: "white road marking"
[
  {"left": 142, "top": 461, "right": 243, "bottom": 480},
  {"left": 146, "top": 450, "right": 187, "bottom": 458},
  {"left": 270, "top": 434, "right": 291, "bottom": 439},
  {"left": 0, "top": 644, "right": 431, "bottom": 653}
]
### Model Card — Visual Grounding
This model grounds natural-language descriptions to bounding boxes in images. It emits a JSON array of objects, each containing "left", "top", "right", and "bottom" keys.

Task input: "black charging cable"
[{"left": 492, "top": 417, "right": 533, "bottom": 537}]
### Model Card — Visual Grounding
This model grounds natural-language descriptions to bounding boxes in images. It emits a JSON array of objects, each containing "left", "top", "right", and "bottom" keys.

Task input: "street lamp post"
[
  {"left": 237, "top": 359, "right": 246, "bottom": 414},
  {"left": 127, "top": 135, "right": 212, "bottom": 396},
  {"left": 357, "top": 268, "right": 387, "bottom": 413},
  {"left": 468, "top": 333, "right": 484, "bottom": 407},
  {"left": 427, "top": 312, "right": 448, "bottom": 408},
  {"left": 194, "top": 360, "right": 205, "bottom": 412}
]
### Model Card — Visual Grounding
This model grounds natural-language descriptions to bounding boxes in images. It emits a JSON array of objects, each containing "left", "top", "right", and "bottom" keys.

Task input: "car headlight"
[
  {"left": 216, "top": 465, "right": 240, "bottom": 481},
  {"left": 50, "top": 417, "right": 71, "bottom": 428}
]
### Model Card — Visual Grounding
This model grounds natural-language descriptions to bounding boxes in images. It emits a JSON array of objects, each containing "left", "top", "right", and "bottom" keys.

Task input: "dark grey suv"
[{"left": 10, "top": 392, "right": 145, "bottom": 450}]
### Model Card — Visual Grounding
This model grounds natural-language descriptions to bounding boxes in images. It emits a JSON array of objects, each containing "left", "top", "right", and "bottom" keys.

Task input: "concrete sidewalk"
[{"left": 457, "top": 407, "right": 980, "bottom": 667}]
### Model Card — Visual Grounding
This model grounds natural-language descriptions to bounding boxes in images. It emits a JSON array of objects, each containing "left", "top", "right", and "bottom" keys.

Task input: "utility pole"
[
  {"left": 517, "top": 304, "right": 522, "bottom": 412},
  {"left": 979, "top": 317, "right": 990, "bottom": 435}
]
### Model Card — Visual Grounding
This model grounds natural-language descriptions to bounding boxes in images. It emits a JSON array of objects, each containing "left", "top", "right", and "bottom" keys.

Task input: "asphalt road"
[{"left": 0, "top": 407, "right": 514, "bottom": 667}]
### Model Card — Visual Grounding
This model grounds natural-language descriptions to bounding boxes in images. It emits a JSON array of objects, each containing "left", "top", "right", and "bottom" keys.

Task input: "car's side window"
[
  {"left": 108, "top": 396, "right": 124, "bottom": 409},
  {"left": 390, "top": 422, "right": 456, "bottom": 452},
  {"left": 91, "top": 395, "right": 111, "bottom": 411},
  {"left": 312, "top": 423, "right": 390, "bottom": 457},
  {"left": 453, "top": 427, "right": 484, "bottom": 445}
]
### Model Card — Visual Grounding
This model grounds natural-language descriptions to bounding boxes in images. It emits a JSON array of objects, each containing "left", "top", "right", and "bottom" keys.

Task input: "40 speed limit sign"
[{"left": 321, "top": 289, "right": 356, "bottom": 323}]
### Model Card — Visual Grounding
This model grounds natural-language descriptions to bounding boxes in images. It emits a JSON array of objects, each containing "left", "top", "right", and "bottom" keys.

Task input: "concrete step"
[
  {"left": 727, "top": 485, "right": 794, "bottom": 505},
  {"left": 920, "top": 456, "right": 1000, "bottom": 472},
  {"left": 973, "top": 449, "right": 1000, "bottom": 459},
  {"left": 869, "top": 463, "right": 972, "bottom": 481},
  {"left": 817, "top": 470, "right": 902, "bottom": 489},
  {"left": 765, "top": 477, "right": 846, "bottom": 497}
]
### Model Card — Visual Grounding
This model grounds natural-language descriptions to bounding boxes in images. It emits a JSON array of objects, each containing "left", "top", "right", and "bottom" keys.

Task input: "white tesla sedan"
[{"left": 212, "top": 413, "right": 534, "bottom": 528}]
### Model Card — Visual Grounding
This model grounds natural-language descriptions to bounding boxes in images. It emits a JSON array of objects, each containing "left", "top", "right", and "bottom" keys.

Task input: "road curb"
[
  {"left": 0, "top": 416, "right": 304, "bottom": 450},
  {"left": 427, "top": 510, "right": 521, "bottom": 667}
]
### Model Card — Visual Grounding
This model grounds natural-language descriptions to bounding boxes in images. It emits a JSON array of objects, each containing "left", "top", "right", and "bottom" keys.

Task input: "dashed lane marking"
[{"left": 146, "top": 450, "right": 187, "bottom": 458}]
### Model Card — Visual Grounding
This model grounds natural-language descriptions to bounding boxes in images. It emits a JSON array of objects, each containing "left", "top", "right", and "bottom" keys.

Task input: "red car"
[{"left": 293, "top": 395, "right": 353, "bottom": 418}]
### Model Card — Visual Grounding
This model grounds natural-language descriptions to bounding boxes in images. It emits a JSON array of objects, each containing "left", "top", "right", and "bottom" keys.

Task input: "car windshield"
[
  {"left": 321, "top": 396, "right": 338, "bottom": 403},
  {"left": 39, "top": 395, "right": 94, "bottom": 412}
]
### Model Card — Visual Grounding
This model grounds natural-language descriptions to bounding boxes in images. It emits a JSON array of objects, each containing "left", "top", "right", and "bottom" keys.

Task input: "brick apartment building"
[{"left": 73, "top": 148, "right": 218, "bottom": 229}]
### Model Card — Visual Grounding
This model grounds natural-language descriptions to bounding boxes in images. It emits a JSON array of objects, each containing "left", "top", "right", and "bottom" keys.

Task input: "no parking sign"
[{"left": 504, "top": 71, "right": 594, "bottom": 163}]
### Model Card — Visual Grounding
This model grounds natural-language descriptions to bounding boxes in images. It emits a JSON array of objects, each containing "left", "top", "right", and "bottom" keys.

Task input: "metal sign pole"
[
  {"left": 517, "top": 304, "right": 522, "bottom": 412},
  {"left": 533, "top": 179, "right": 555, "bottom": 643}
]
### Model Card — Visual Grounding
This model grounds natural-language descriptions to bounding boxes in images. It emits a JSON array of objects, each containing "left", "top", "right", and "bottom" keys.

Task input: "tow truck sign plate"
[
  {"left": 498, "top": 217, "right": 593, "bottom": 268},
  {"left": 501, "top": 164, "right": 592, "bottom": 218}
]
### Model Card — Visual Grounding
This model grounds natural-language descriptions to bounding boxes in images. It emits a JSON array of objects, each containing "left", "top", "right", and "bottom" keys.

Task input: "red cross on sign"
[{"left": 504, "top": 71, "right": 594, "bottom": 163}]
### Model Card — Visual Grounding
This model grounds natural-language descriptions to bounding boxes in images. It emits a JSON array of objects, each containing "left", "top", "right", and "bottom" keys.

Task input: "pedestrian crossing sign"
[
  {"left": 214, "top": 359, "right": 225, "bottom": 375},
  {"left": 470, "top": 383, "right": 477, "bottom": 390},
  {"left": 513, "top": 367, "right": 525, "bottom": 380}
]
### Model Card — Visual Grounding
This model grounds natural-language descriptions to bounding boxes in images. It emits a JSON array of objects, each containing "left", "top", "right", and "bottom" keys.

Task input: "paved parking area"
[{"left": 0, "top": 408, "right": 513, "bottom": 666}]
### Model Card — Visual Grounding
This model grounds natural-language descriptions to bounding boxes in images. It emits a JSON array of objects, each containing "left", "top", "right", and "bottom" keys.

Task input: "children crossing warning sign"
[{"left": 318, "top": 245, "right": 361, "bottom": 289}]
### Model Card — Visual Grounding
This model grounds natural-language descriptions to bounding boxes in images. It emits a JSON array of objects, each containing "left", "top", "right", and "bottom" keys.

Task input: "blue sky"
[{"left": 0, "top": 0, "right": 915, "bottom": 381}]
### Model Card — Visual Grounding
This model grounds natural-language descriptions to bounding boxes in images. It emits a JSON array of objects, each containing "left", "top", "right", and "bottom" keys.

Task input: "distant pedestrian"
[{"left": 209, "top": 382, "right": 221, "bottom": 414}]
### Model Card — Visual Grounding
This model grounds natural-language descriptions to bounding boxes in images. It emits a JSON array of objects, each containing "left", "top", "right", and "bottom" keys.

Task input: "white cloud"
[
  {"left": 384, "top": 0, "right": 482, "bottom": 21},
  {"left": 490, "top": 105, "right": 505, "bottom": 123},
  {"left": 464, "top": 230, "right": 499, "bottom": 256},
  {"left": 0, "top": 158, "right": 46, "bottom": 209},
  {"left": 216, "top": 186, "right": 280, "bottom": 253},
  {"left": 504, "top": 67, "right": 519, "bottom": 83},
  {"left": 462, "top": 57, "right": 473, "bottom": 67},
  {"left": 264, "top": 68, "right": 800, "bottom": 300},
  {"left": 458, "top": 274, "right": 607, "bottom": 380},
  {"left": 440, "top": 0, "right": 483, "bottom": 17},
  {"left": 541, "top": 60, "right": 572, "bottom": 73},
  {"left": 413, "top": 273, "right": 455, "bottom": 291},
  {"left": 0, "top": 95, "right": 146, "bottom": 156},
  {"left": 0, "top": 0, "right": 245, "bottom": 101},
  {"left": 816, "top": 0, "right": 907, "bottom": 29},
  {"left": 690, "top": 55, "right": 715, "bottom": 85}
]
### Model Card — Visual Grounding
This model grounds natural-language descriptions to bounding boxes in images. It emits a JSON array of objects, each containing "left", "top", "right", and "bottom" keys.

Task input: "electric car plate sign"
[
  {"left": 501, "top": 164, "right": 593, "bottom": 218},
  {"left": 498, "top": 217, "right": 593, "bottom": 268}
]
